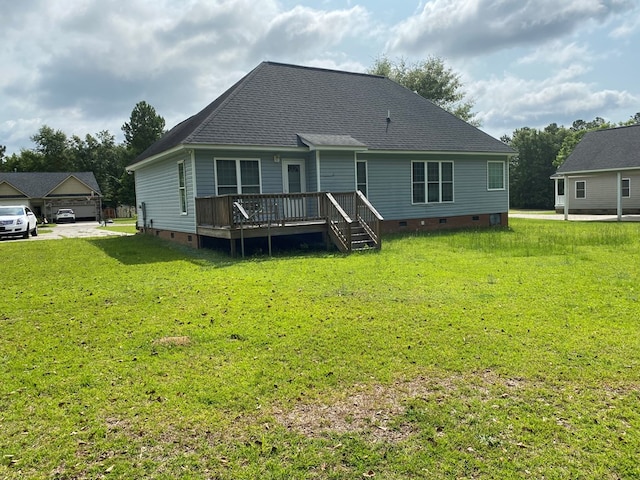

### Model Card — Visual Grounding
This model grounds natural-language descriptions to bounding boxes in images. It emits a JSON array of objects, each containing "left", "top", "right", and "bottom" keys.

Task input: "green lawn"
[{"left": 1, "top": 219, "right": 639, "bottom": 479}]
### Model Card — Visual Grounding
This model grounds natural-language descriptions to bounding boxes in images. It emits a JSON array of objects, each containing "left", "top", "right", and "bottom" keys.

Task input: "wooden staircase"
[
  {"left": 349, "top": 223, "right": 377, "bottom": 251},
  {"left": 325, "top": 191, "right": 383, "bottom": 253}
]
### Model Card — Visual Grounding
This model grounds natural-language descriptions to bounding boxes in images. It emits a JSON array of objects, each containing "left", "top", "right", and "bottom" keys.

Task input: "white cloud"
[
  {"left": 387, "top": 0, "right": 636, "bottom": 57},
  {"left": 472, "top": 69, "right": 638, "bottom": 131}
]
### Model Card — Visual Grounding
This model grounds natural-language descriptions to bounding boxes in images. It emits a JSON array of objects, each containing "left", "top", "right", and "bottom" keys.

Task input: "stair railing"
[
  {"left": 323, "top": 193, "right": 353, "bottom": 252},
  {"left": 355, "top": 190, "right": 384, "bottom": 249}
]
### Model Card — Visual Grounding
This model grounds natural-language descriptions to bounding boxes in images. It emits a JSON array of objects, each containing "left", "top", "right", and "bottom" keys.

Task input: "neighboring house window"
[
  {"left": 575, "top": 180, "right": 586, "bottom": 199},
  {"left": 356, "top": 160, "right": 367, "bottom": 197},
  {"left": 412, "top": 161, "right": 453, "bottom": 203},
  {"left": 215, "top": 159, "right": 261, "bottom": 195},
  {"left": 487, "top": 161, "right": 505, "bottom": 190},
  {"left": 178, "top": 161, "right": 187, "bottom": 214},
  {"left": 622, "top": 178, "right": 630, "bottom": 198}
]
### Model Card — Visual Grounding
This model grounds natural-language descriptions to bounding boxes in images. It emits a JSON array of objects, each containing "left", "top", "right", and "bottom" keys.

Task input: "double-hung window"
[
  {"left": 575, "top": 180, "right": 586, "bottom": 199},
  {"left": 487, "top": 161, "right": 505, "bottom": 190},
  {"left": 178, "top": 161, "right": 187, "bottom": 214},
  {"left": 215, "top": 159, "right": 261, "bottom": 195},
  {"left": 622, "top": 178, "right": 630, "bottom": 198},
  {"left": 412, "top": 161, "right": 453, "bottom": 203}
]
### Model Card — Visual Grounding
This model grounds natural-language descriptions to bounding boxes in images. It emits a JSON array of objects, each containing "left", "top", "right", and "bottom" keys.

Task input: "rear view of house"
[
  {"left": 553, "top": 124, "right": 640, "bottom": 218},
  {"left": 127, "top": 61, "right": 514, "bottom": 253}
]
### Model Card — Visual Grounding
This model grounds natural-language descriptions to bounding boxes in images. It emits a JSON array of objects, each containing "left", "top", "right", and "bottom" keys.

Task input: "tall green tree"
[
  {"left": 122, "top": 101, "right": 166, "bottom": 157},
  {"left": 0, "top": 145, "right": 5, "bottom": 164},
  {"left": 368, "top": 55, "right": 478, "bottom": 125},
  {"left": 506, "top": 124, "right": 569, "bottom": 209},
  {"left": 31, "top": 125, "right": 73, "bottom": 171},
  {"left": 70, "top": 131, "right": 128, "bottom": 206},
  {"left": 120, "top": 101, "right": 166, "bottom": 206}
]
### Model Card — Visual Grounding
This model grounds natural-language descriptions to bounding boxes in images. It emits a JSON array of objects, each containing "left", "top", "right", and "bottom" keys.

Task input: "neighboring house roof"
[
  {"left": 555, "top": 124, "right": 640, "bottom": 175},
  {"left": 130, "top": 61, "right": 513, "bottom": 167},
  {"left": 0, "top": 172, "right": 102, "bottom": 198}
]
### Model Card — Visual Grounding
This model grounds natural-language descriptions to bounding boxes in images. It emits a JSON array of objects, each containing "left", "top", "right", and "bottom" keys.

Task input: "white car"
[
  {"left": 0, "top": 205, "right": 38, "bottom": 239},
  {"left": 55, "top": 208, "right": 76, "bottom": 223}
]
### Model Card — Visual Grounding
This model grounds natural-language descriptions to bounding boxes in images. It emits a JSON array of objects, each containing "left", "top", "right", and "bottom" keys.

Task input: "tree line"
[
  {"left": 0, "top": 101, "right": 165, "bottom": 208},
  {"left": 2, "top": 58, "right": 638, "bottom": 210}
]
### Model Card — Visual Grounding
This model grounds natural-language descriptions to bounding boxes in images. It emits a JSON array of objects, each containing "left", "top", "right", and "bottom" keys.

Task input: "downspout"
[
  {"left": 190, "top": 149, "right": 197, "bottom": 232},
  {"left": 316, "top": 150, "right": 321, "bottom": 191},
  {"left": 563, "top": 175, "right": 569, "bottom": 221}
]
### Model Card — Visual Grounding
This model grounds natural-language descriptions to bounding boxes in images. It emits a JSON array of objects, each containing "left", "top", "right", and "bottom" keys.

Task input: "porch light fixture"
[{"left": 273, "top": 154, "right": 281, "bottom": 162}]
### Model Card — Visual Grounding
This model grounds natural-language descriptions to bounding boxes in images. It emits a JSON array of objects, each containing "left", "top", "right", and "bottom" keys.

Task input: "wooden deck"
[{"left": 195, "top": 192, "right": 383, "bottom": 255}]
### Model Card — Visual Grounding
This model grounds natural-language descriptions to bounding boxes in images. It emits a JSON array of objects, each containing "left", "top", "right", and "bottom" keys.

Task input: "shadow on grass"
[
  {"left": 88, "top": 234, "right": 238, "bottom": 267},
  {"left": 87, "top": 233, "right": 348, "bottom": 266}
]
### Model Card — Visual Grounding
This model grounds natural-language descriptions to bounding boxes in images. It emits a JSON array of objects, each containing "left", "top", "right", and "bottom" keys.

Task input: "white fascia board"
[
  {"left": 126, "top": 144, "right": 308, "bottom": 171},
  {"left": 556, "top": 166, "right": 640, "bottom": 176},
  {"left": 361, "top": 149, "right": 514, "bottom": 157}
]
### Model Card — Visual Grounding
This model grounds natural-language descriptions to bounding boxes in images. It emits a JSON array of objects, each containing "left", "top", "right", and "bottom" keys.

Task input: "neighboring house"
[
  {"left": 553, "top": 124, "right": 640, "bottom": 218},
  {"left": 0, "top": 172, "right": 102, "bottom": 221},
  {"left": 127, "top": 61, "right": 514, "bottom": 253}
]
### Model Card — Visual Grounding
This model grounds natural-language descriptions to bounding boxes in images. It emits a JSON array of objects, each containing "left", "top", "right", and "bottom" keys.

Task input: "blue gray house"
[{"left": 127, "top": 62, "right": 514, "bottom": 253}]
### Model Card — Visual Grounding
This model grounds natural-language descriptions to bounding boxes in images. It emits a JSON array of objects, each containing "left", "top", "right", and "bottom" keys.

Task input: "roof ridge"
[
  {"left": 262, "top": 60, "right": 385, "bottom": 79},
  {"left": 588, "top": 123, "right": 640, "bottom": 134}
]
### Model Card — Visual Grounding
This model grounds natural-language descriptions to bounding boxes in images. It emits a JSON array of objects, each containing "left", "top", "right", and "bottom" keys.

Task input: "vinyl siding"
[
  {"left": 566, "top": 172, "right": 640, "bottom": 210},
  {"left": 360, "top": 152, "right": 509, "bottom": 219},
  {"left": 134, "top": 152, "right": 197, "bottom": 233},
  {"left": 318, "top": 151, "right": 356, "bottom": 191},
  {"left": 193, "top": 149, "right": 315, "bottom": 195}
]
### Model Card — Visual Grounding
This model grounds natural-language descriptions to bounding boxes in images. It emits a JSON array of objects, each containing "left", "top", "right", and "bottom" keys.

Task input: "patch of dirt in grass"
[
  {"left": 153, "top": 336, "right": 191, "bottom": 346},
  {"left": 273, "top": 370, "right": 525, "bottom": 442}
]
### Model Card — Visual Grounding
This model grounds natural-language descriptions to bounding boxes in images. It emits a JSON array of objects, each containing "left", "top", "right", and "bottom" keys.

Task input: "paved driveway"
[
  {"left": 510, "top": 213, "right": 640, "bottom": 222},
  {"left": 0, "top": 221, "right": 135, "bottom": 242}
]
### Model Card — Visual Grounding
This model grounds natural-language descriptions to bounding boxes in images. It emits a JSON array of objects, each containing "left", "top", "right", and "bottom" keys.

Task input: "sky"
[{"left": 1, "top": 0, "right": 639, "bottom": 156}]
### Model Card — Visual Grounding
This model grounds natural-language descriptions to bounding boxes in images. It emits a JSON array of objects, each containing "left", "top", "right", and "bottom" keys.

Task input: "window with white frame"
[
  {"left": 575, "top": 180, "right": 586, "bottom": 199},
  {"left": 412, "top": 161, "right": 453, "bottom": 203},
  {"left": 487, "top": 161, "right": 505, "bottom": 190},
  {"left": 622, "top": 178, "right": 630, "bottom": 198},
  {"left": 215, "top": 159, "right": 261, "bottom": 195},
  {"left": 356, "top": 160, "right": 367, "bottom": 197},
  {"left": 178, "top": 161, "right": 187, "bottom": 214}
]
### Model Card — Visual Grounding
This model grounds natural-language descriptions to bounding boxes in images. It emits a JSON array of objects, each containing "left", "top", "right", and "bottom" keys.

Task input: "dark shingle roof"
[
  {"left": 131, "top": 61, "right": 513, "bottom": 165},
  {"left": 556, "top": 124, "right": 640, "bottom": 174},
  {"left": 0, "top": 172, "right": 102, "bottom": 198}
]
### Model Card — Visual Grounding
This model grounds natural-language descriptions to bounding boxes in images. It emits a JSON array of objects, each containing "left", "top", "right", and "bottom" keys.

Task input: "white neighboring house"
[{"left": 552, "top": 124, "right": 640, "bottom": 220}]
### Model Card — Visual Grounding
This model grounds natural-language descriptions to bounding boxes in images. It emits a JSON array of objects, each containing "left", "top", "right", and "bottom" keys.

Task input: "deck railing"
[
  {"left": 196, "top": 193, "right": 325, "bottom": 228},
  {"left": 196, "top": 191, "right": 383, "bottom": 252}
]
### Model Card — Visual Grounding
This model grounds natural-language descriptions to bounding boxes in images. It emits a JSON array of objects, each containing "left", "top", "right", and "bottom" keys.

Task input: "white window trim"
[
  {"left": 622, "top": 178, "right": 631, "bottom": 198},
  {"left": 355, "top": 159, "right": 368, "bottom": 196},
  {"left": 178, "top": 160, "right": 187, "bottom": 215},
  {"left": 214, "top": 157, "right": 262, "bottom": 195},
  {"left": 487, "top": 161, "right": 506, "bottom": 191},
  {"left": 411, "top": 160, "right": 454, "bottom": 204},
  {"left": 575, "top": 180, "right": 586, "bottom": 199}
]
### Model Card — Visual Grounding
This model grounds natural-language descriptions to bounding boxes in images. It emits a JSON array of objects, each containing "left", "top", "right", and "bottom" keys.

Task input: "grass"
[{"left": 1, "top": 218, "right": 639, "bottom": 479}]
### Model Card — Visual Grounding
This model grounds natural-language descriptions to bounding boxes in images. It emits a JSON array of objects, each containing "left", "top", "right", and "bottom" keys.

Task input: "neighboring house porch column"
[{"left": 617, "top": 171, "right": 622, "bottom": 222}]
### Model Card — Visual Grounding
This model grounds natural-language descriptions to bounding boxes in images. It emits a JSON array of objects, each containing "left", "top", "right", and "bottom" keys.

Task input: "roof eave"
[{"left": 554, "top": 165, "right": 640, "bottom": 176}]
